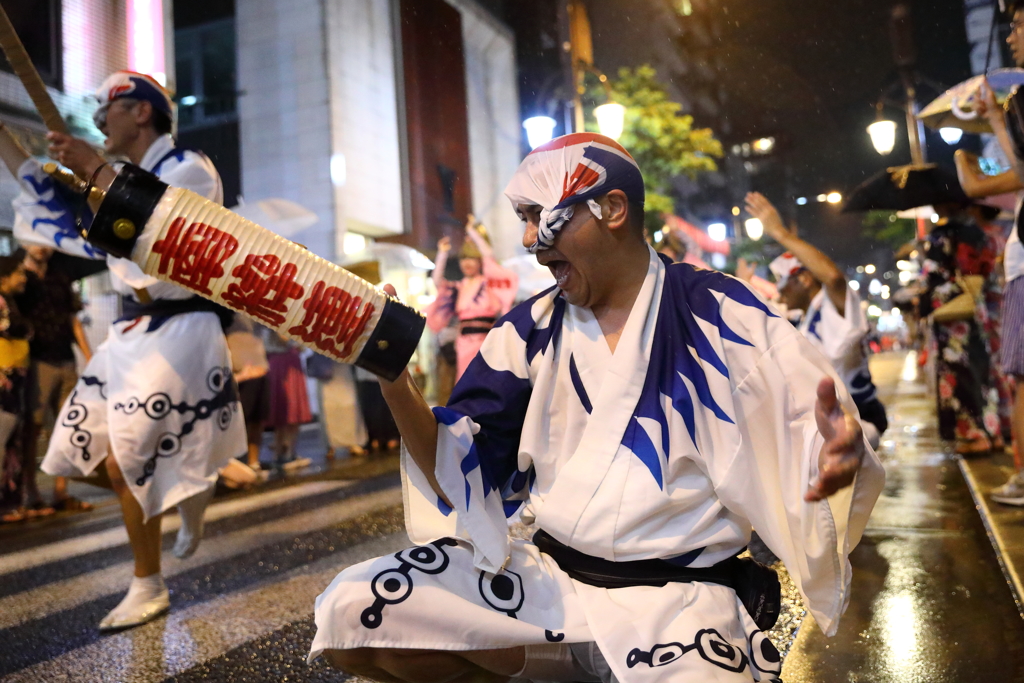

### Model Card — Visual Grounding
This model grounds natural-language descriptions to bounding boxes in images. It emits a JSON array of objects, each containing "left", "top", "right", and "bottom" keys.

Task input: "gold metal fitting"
[
  {"left": 112, "top": 218, "right": 136, "bottom": 240},
  {"left": 377, "top": 340, "right": 389, "bottom": 351},
  {"left": 42, "top": 162, "right": 106, "bottom": 203}
]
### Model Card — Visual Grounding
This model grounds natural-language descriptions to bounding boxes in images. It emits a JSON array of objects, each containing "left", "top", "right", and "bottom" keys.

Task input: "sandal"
[
  {"left": 1, "top": 507, "right": 26, "bottom": 523},
  {"left": 53, "top": 496, "right": 94, "bottom": 513},
  {"left": 24, "top": 501, "right": 56, "bottom": 518},
  {"left": 956, "top": 437, "right": 992, "bottom": 457}
]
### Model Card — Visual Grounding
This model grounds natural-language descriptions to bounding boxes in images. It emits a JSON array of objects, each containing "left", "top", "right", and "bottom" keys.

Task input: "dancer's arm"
[
  {"left": 433, "top": 237, "right": 451, "bottom": 290},
  {"left": 378, "top": 284, "right": 448, "bottom": 505},
  {"left": 72, "top": 316, "right": 92, "bottom": 362},
  {"left": 746, "top": 192, "right": 848, "bottom": 315}
]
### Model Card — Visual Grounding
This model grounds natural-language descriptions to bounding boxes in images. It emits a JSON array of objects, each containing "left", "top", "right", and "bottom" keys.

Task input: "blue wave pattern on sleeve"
[
  {"left": 624, "top": 261, "right": 778, "bottom": 487},
  {"left": 436, "top": 286, "right": 563, "bottom": 515},
  {"left": 20, "top": 173, "right": 105, "bottom": 259},
  {"left": 805, "top": 307, "right": 823, "bottom": 341}
]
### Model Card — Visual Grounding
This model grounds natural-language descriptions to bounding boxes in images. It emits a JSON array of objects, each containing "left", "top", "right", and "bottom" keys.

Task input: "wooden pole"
[{"left": 0, "top": 4, "right": 69, "bottom": 134}]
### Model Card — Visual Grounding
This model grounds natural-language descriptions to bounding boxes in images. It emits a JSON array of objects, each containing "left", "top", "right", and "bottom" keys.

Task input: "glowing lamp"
[
  {"left": 523, "top": 116, "right": 557, "bottom": 149},
  {"left": 939, "top": 127, "right": 963, "bottom": 145},
  {"left": 594, "top": 102, "right": 626, "bottom": 141},
  {"left": 343, "top": 232, "right": 366, "bottom": 255},
  {"left": 867, "top": 119, "right": 897, "bottom": 155},
  {"left": 744, "top": 218, "right": 763, "bottom": 241},
  {"left": 826, "top": 192, "right": 842, "bottom": 204},
  {"left": 707, "top": 222, "right": 727, "bottom": 242}
]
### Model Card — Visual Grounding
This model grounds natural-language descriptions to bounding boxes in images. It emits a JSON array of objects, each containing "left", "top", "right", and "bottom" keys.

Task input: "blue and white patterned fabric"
[
  {"left": 798, "top": 286, "right": 879, "bottom": 409},
  {"left": 13, "top": 162, "right": 105, "bottom": 260},
  {"left": 504, "top": 132, "right": 645, "bottom": 253},
  {"left": 312, "top": 248, "right": 885, "bottom": 681},
  {"left": 24, "top": 134, "right": 244, "bottom": 521}
]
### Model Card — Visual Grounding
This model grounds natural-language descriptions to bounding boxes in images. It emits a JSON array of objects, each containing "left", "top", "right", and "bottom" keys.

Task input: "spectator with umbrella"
[
  {"left": 952, "top": 42, "right": 1024, "bottom": 499},
  {"left": 846, "top": 165, "right": 1003, "bottom": 455}
]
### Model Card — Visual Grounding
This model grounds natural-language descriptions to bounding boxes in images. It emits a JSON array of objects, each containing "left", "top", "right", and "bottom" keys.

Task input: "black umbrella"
[{"left": 842, "top": 164, "right": 968, "bottom": 213}]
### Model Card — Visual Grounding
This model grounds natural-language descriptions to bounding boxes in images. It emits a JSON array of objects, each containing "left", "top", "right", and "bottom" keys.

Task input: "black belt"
[
  {"left": 533, "top": 529, "right": 780, "bottom": 630},
  {"left": 459, "top": 316, "right": 496, "bottom": 336},
  {"left": 118, "top": 295, "right": 234, "bottom": 330}
]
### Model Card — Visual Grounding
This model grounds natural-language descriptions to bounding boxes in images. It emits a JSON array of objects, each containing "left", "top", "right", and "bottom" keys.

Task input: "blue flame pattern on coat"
[{"left": 14, "top": 165, "right": 105, "bottom": 260}]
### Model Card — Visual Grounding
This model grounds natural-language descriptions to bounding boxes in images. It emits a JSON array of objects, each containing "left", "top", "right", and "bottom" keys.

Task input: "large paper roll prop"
[{"left": 71, "top": 164, "right": 424, "bottom": 381}]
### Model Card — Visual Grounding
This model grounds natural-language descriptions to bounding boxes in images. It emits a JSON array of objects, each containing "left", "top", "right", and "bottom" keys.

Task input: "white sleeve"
[
  {"left": 711, "top": 324, "right": 884, "bottom": 636},
  {"left": 158, "top": 151, "right": 224, "bottom": 204},
  {"left": 816, "top": 286, "right": 869, "bottom": 366},
  {"left": 12, "top": 158, "right": 106, "bottom": 260}
]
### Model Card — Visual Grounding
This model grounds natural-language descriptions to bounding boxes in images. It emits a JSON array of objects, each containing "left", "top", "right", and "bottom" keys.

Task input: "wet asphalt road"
[
  {"left": 1, "top": 351, "right": 1023, "bottom": 681},
  {"left": 782, "top": 352, "right": 1024, "bottom": 682}
]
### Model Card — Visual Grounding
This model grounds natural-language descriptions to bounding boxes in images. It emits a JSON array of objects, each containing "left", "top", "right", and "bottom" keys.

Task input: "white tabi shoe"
[
  {"left": 99, "top": 574, "right": 170, "bottom": 632},
  {"left": 173, "top": 485, "right": 216, "bottom": 559}
]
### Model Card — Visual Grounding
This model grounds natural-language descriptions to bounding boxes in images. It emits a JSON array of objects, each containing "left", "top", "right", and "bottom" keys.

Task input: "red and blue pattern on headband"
[{"left": 505, "top": 133, "right": 645, "bottom": 253}]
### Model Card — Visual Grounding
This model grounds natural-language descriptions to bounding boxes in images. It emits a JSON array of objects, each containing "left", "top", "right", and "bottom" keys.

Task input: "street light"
[
  {"left": 523, "top": 116, "right": 557, "bottom": 149},
  {"left": 744, "top": 218, "right": 764, "bottom": 240},
  {"left": 707, "top": 222, "right": 727, "bottom": 242},
  {"left": 868, "top": 118, "right": 898, "bottom": 155},
  {"left": 594, "top": 102, "right": 625, "bottom": 140},
  {"left": 826, "top": 192, "right": 843, "bottom": 204},
  {"left": 567, "top": 0, "right": 627, "bottom": 139},
  {"left": 939, "top": 127, "right": 963, "bottom": 145}
]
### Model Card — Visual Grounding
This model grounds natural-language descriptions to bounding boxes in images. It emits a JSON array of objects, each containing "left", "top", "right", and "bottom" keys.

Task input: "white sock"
[
  {"left": 173, "top": 486, "right": 215, "bottom": 559},
  {"left": 101, "top": 573, "right": 168, "bottom": 627}
]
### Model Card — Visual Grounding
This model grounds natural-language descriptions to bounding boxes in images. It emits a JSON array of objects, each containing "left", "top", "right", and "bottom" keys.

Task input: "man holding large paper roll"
[{"left": 5, "top": 71, "right": 246, "bottom": 632}]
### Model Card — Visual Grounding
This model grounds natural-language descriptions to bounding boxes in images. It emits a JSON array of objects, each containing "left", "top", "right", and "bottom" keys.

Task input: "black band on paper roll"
[
  {"left": 355, "top": 296, "right": 426, "bottom": 382},
  {"left": 88, "top": 163, "right": 168, "bottom": 259}
]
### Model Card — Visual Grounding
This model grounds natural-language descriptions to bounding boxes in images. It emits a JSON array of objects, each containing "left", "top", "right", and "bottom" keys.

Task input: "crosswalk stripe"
[
  {"left": 0, "top": 480, "right": 353, "bottom": 577},
  {"left": 0, "top": 487, "right": 402, "bottom": 630},
  {"left": 3, "top": 531, "right": 411, "bottom": 682}
]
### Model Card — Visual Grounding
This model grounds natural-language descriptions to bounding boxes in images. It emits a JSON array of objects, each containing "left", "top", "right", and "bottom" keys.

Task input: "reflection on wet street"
[{"left": 783, "top": 351, "right": 1024, "bottom": 682}]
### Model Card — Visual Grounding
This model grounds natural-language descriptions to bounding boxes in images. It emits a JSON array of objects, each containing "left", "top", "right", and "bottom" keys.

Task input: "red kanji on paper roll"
[{"left": 84, "top": 164, "right": 425, "bottom": 381}]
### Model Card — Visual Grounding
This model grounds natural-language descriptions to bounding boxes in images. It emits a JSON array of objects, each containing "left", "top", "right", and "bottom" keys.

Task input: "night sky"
[{"left": 590, "top": 0, "right": 980, "bottom": 266}]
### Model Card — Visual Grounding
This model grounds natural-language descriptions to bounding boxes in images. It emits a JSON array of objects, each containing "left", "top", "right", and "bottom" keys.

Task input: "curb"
[{"left": 958, "top": 456, "right": 1024, "bottom": 621}]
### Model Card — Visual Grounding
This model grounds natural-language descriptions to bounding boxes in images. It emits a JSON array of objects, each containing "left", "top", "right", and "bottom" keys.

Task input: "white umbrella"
[
  {"left": 230, "top": 197, "right": 319, "bottom": 238},
  {"left": 918, "top": 68, "right": 1024, "bottom": 133},
  {"left": 343, "top": 242, "right": 435, "bottom": 271}
]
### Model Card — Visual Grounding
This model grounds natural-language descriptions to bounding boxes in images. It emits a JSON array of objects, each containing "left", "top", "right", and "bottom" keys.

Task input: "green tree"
[
  {"left": 861, "top": 210, "right": 917, "bottom": 250},
  {"left": 587, "top": 65, "right": 723, "bottom": 232}
]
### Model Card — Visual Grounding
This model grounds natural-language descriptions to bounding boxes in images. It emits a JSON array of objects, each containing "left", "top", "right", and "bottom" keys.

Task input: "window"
[
  {"left": 174, "top": 18, "right": 236, "bottom": 130},
  {"left": 0, "top": 0, "right": 62, "bottom": 90}
]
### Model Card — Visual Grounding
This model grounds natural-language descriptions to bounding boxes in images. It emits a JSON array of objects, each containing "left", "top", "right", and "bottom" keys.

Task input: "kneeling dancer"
[{"left": 310, "top": 133, "right": 885, "bottom": 682}]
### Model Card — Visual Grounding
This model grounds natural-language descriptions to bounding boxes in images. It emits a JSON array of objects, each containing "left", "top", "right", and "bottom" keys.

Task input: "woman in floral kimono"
[
  {"left": 426, "top": 218, "right": 518, "bottom": 381},
  {"left": 921, "top": 207, "right": 1001, "bottom": 454}
]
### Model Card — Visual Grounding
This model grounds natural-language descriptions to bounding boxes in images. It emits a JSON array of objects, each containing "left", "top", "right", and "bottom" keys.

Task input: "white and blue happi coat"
[
  {"left": 16, "top": 135, "right": 245, "bottom": 521},
  {"left": 310, "top": 248, "right": 885, "bottom": 682}
]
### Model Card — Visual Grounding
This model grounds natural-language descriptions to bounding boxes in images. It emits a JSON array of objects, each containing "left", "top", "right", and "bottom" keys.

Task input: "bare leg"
[
  {"left": 281, "top": 424, "right": 299, "bottom": 459},
  {"left": 100, "top": 453, "right": 170, "bottom": 630},
  {"left": 105, "top": 453, "right": 161, "bottom": 577},
  {"left": 245, "top": 420, "right": 263, "bottom": 468},
  {"left": 324, "top": 647, "right": 524, "bottom": 683}
]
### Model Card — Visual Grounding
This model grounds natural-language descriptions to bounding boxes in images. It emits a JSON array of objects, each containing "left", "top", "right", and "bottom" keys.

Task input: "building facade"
[{"left": 236, "top": 0, "right": 522, "bottom": 263}]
